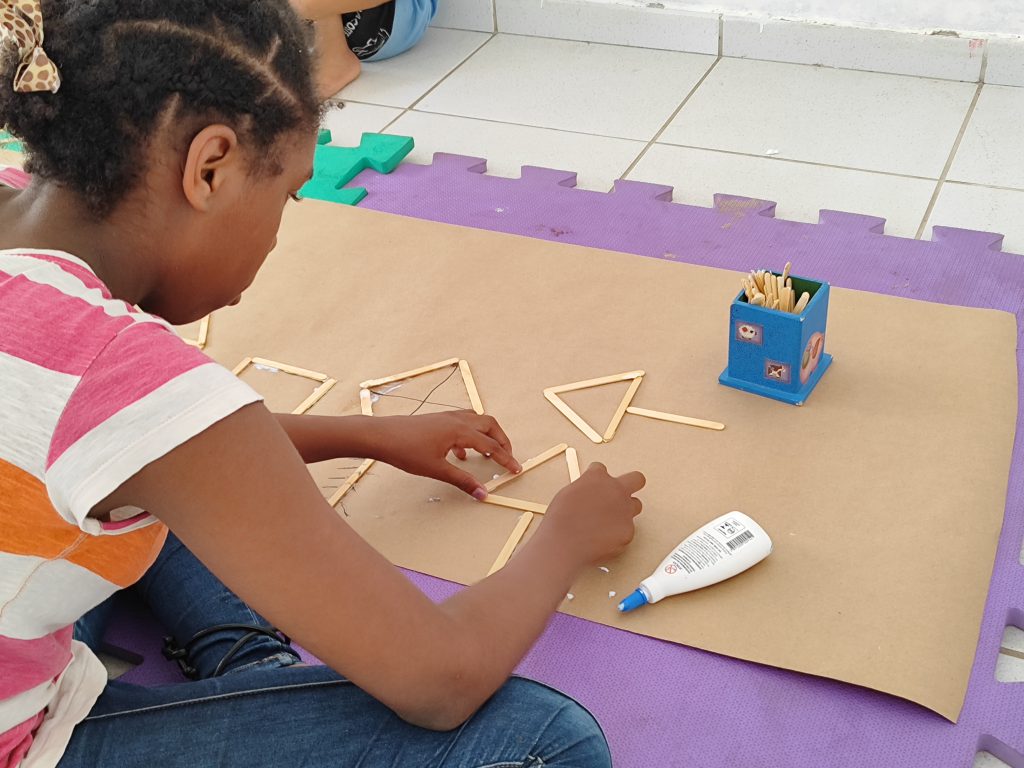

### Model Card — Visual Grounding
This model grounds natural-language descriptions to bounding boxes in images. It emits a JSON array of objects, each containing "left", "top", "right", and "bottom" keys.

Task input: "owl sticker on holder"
[{"left": 735, "top": 321, "right": 763, "bottom": 345}]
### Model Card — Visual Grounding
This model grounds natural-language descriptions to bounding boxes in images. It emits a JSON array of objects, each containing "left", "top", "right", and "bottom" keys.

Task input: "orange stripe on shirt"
[{"left": 0, "top": 459, "right": 166, "bottom": 587}]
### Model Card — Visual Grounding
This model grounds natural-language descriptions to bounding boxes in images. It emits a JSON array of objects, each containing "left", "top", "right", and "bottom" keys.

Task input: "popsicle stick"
[
  {"left": 566, "top": 447, "right": 581, "bottom": 482},
  {"left": 487, "top": 512, "right": 534, "bottom": 576},
  {"left": 751, "top": 294, "right": 766, "bottom": 306},
  {"left": 626, "top": 406, "right": 725, "bottom": 431},
  {"left": 771, "top": 298, "right": 780, "bottom": 310},
  {"left": 359, "top": 388, "right": 374, "bottom": 416},
  {"left": 292, "top": 378, "right": 337, "bottom": 414},
  {"left": 603, "top": 374, "right": 644, "bottom": 442},
  {"left": 480, "top": 495, "right": 548, "bottom": 515},
  {"left": 197, "top": 315, "right": 210, "bottom": 348},
  {"left": 543, "top": 390, "right": 603, "bottom": 443},
  {"left": 459, "top": 360, "right": 485, "bottom": 415},
  {"left": 487, "top": 443, "right": 569, "bottom": 492},
  {"left": 781, "top": 261, "right": 791, "bottom": 285},
  {"left": 360, "top": 358, "right": 460, "bottom": 389},
  {"left": 794, "top": 292, "right": 811, "bottom": 314},
  {"left": 231, "top": 357, "right": 253, "bottom": 376},
  {"left": 327, "top": 458, "right": 375, "bottom": 507},
  {"left": 753, "top": 270, "right": 765, "bottom": 292},
  {"left": 251, "top": 357, "right": 329, "bottom": 382},
  {"left": 547, "top": 370, "right": 646, "bottom": 394},
  {"left": 182, "top": 315, "right": 211, "bottom": 349}
]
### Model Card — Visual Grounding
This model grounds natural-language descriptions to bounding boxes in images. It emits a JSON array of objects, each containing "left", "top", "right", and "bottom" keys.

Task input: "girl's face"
[{"left": 147, "top": 128, "right": 316, "bottom": 325}]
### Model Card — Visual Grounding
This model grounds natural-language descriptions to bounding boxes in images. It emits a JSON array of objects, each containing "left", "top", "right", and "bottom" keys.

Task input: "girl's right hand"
[{"left": 541, "top": 463, "right": 645, "bottom": 567}]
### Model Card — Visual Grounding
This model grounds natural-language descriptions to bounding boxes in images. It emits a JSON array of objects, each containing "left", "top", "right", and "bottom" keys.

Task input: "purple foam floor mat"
[{"left": 106, "top": 154, "right": 1024, "bottom": 768}]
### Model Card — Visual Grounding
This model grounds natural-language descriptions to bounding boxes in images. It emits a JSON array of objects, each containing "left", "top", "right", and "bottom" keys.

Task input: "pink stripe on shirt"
[
  {"left": 0, "top": 272, "right": 134, "bottom": 374},
  {"left": 0, "top": 710, "right": 44, "bottom": 768},
  {"left": 0, "top": 626, "right": 72, "bottom": 699},
  {"left": 47, "top": 322, "right": 211, "bottom": 466}
]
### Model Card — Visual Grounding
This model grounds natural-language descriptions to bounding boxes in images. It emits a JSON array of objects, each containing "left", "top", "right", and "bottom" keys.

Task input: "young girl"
[
  {"left": 0, "top": 2, "right": 646, "bottom": 766},
  {"left": 290, "top": 0, "right": 439, "bottom": 99}
]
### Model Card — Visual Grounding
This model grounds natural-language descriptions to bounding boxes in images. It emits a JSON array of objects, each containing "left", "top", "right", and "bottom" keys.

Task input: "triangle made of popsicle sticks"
[
  {"left": 358, "top": 357, "right": 484, "bottom": 416},
  {"left": 543, "top": 370, "right": 645, "bottom": 443},
  {"left": 479, "top": 442, "right": 581, "bottom": 516},
  {"left": 481, "top": 443, "right": 581, "bottom": 576}
]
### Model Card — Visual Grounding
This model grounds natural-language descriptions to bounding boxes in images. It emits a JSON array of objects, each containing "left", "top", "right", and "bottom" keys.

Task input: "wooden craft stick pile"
[{"left": 741, "top": 262, "right": 810, "bottom": 314}]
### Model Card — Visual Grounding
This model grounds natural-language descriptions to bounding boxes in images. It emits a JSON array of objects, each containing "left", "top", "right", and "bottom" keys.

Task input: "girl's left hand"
[{"left": 368, "top": 411, "right": 521, "bottom": 498}]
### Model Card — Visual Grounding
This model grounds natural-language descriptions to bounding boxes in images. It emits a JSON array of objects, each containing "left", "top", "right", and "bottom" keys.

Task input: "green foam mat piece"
[{"left": 300, "top": 131, "right": 414, "bottom": 206}]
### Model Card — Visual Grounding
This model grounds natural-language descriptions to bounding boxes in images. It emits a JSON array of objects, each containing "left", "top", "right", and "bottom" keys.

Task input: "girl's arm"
[
  {"left": 95, "top": 402, "right": 643, "bottom": 730},
  {"left": 275, "top": 413, "right": 378, "bottom": 463}
]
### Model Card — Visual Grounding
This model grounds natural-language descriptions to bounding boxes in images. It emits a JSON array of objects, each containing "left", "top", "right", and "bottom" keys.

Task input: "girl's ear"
[{"left": 182, "top": 125, "right": 241, "bottom": 212}]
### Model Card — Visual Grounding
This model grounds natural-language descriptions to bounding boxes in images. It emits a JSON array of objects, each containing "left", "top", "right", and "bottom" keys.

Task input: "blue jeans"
[{"left": 63, "top": 534, "right": 610, "bottom": 768}]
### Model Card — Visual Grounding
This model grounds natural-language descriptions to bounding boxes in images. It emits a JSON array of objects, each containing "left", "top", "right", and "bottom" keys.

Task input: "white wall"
[{"left": 592, "top": 0, "right": 1023, "bottom": 37}]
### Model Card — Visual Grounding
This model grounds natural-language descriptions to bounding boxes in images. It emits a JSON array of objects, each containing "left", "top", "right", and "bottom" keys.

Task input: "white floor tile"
[
  {"left": 974, "top": 752, "right": 1013, "bottom": 768},
  {"left": 321, "top": 102, "right": 404, "bottom": 147},
  {"left": 387, "top": 111, "right": 645, "bottom": 191},
  {"left": 418, "top": 34, "right": 715, "bottom": 140},
  {"left": 948, "top": 85, "right": 1024, "bottom": 190},
  {"left": 924, "top": 182, "right": 1024, "bottom": 255},
  {"left": 626, "top": 144, "right": 935, "bottom": 238},
  {"left": 431, "top": 0, "right": 494, "bottom": 32},
  {"left": 660, "top": 58, "right": 977, "bottom": 178},
  {"left": 339, "top": 28, "right": 492, "bottom": 108},
  {"left": 996, "top": 628, "right": 1024, "bottom": 683}
]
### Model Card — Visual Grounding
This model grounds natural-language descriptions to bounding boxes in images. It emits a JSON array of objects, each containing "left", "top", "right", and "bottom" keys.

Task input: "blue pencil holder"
[{"left": 719, "top": 273, "right": 833, "bottom": 405}]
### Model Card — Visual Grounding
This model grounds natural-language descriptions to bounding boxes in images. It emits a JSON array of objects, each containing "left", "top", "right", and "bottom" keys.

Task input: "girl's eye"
[{"left": 289, "top": 192, "right": 303, "bottom": 203}]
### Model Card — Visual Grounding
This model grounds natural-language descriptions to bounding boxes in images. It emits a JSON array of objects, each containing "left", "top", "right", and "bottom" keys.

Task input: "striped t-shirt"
[{"left": 0, "top": 167, "right": 262, "bottom": 767}]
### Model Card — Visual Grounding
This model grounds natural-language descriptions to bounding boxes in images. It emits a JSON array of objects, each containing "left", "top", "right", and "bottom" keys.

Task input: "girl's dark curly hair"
[{"left": 0, "top": 0, "right": 319, "bottom": 216}]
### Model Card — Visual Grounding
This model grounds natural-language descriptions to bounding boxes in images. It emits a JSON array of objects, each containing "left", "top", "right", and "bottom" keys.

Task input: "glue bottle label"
[{"left": 640, "top": 511, "right": 773, "bottom": 604}]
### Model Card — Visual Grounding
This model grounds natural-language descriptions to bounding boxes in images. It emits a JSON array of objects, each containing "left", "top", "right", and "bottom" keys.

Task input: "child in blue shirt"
[{"left": 292, "top": 0, "right": 439, "bottom": 99}]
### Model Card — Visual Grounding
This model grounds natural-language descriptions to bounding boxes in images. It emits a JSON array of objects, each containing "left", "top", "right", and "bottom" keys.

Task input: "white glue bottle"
[{"left": 618, "top": 511, "right": 772, "bottom": 613}]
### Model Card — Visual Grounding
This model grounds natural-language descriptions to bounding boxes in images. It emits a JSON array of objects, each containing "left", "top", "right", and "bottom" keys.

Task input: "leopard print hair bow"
[{"left": 0, "top": 0, "right": 61, "bottom": 93}]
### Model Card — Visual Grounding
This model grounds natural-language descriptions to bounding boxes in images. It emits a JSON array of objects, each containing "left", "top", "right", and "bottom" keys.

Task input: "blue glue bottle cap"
[{"left": 618, "top": 588, "right": 649, "bottom": 613}]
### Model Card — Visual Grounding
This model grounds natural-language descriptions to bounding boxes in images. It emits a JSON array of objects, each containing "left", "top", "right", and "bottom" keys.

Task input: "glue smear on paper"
[{"left": 369, "top": 384, "right": 402, "bottom": 403}]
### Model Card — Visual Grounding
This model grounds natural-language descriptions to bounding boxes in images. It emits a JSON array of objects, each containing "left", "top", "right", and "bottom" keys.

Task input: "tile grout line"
[
  {"left": 397, "top": 107, "right": 650, "bottom": 142},
  {"left": 913, "top": 81, "right": 985, "bottom": 240},
  {"left": 619, "top": 56, "right": 723, "bottom": 184},
  {"left": 1000, "top": 646, "right": 1024, "bottom": 662},
  {"left": 944, "top": 178, "right": 1024, "bottom": 195},
  {"left": 493, "top": 29, "right": 719, "bottom": 57},
  {"left": 654, "top": 141, "right": 944, "bottom": 182}
]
